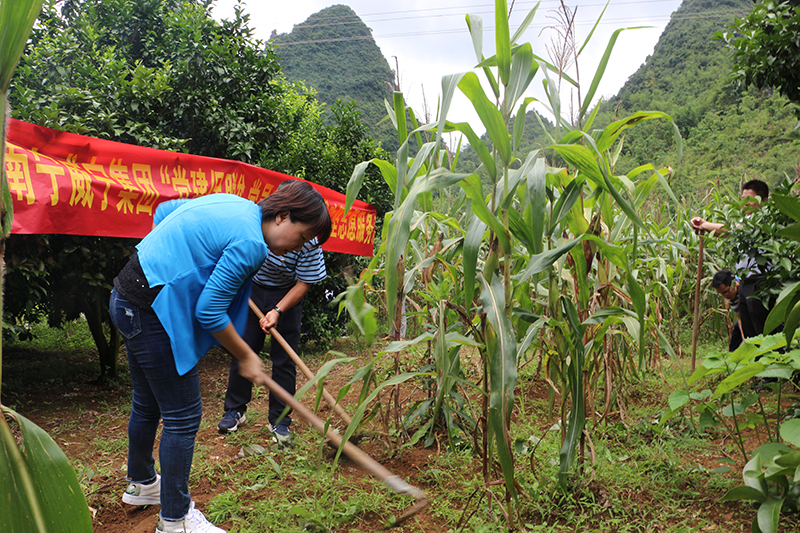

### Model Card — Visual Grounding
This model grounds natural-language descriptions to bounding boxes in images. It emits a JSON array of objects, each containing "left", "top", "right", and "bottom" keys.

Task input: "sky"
[{"left": 210, "top": 0, "right": 687, "bottom": 134}]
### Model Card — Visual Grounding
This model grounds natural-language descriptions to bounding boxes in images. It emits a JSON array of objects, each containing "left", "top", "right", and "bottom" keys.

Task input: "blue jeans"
[{"left": 110, "top": 288, "right": 201, "bottom": 521}]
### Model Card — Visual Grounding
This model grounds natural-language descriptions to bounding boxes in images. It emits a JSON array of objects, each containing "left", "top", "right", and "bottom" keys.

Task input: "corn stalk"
[{"left": 0, "top": 1, "right": 93, "bottom": 531}]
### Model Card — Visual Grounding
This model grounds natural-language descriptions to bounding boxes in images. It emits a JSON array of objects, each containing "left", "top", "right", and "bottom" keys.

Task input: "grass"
[{"left": 3, "top": 318, "right": 799, "bottom": 532}]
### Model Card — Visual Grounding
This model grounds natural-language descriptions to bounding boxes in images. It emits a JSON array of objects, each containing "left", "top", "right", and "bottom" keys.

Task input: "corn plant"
[
  {"left": 343, "top": 1, "right": 684, "bottom": 520},
  {"left": 0, "top": 1, "right": 93, "bottom": 531}
]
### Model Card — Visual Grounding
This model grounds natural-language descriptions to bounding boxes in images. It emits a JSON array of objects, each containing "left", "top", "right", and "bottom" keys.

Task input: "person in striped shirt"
[
  {"left": 711, "top": 269, "right": 744, "bottom": 351},
  {"left": 218, "top": 181, "right": 328, "bottom": 444}
]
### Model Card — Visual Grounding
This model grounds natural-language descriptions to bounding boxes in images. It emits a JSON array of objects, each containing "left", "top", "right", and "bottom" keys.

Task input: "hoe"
[{"left": 248, "top": 300, "right": 428, "bottom": 526}]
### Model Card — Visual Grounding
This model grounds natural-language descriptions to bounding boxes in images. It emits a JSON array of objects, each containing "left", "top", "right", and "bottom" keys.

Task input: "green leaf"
[
  {"left": 713, "top": 362, "right": 766, "bottom": 398},
  {"left": 514, "top": 238, "right": 582, "bottom": 282},
  {"left": 668, "top": 390, "right": 690, "bottom": 411},
  {"left": 0, "top": 0, "right": 44, "bottom": 91},
  {"left": 553, "top": 144, "right": 604, "bottom": 186},
  {"left": 549, "top": 177, "right": 584, "bottom": 235},
  {"left": 385, "top": 170, "right": 469, "bottom": 326},
  {"left": 465, "top": 14, "right": 484, "bottom": 64},
  {"left": 436, "top": 73, "right": 466, "bottom": 142},
  {"left": 494, "top": 0, "right": 511, "bottom": 86},
  {"left": 765, "top": 281, "right": 800, "bottom": 335},
  {"left": 344, "top": 160, "right": 372, "bottom": 215},
  {"left": 743, "top": 453, "right": 768, "bottom": 495},
  {"left": 510, "top": 3, "right": 540, "bottom": 45},
  {"left": 463, "top": 216, "right": 487, "bottom": 310},
  {"left": 579, "top": 27, "right": 648, "bottom": 120},
  {"left": 783, "top": 299, "right": 800, "bottom": 349},
  {"left": 596, "top": 111, "right": 671, "bottom": 154},
  {"left": 447, "top": 121, "right": 497, "bottom": 180},
  {"left": 479, "top": 274, "right": 518, "bottom": 500},
  {"left": 773, "top": 193, "right": 800, "bottom": 222},
  {"left": 2, "top": 165, "right": 13, "bottom": 238},
  {"left": 458, "top": 72, "right": 511, "bottom": 165},
  {"left": 334, "top": 371, "right": 421, "bottom": 464},
  {"left": 757, "top": 497, "right": 783, "bottom": 533},
  {"left": 459, "top": 172, "right": 510, "bottom": 254},
  {"left": 558, "top": 297, "right": 586, "bottom": 491},
  {"left": 0, "top": 409, "right": 93, "bottom": 533},
  {"left": 719, "top": 486, "right": 768, "bottom": 503},
  {"left": 506, "top": 43, "right": 537, "bottom": 110},
  {"left": 780, "top": 419, "right": 800, "bottom": 448},
  {"left": 527, "top": 156, "right": 546, "bottom": 255},
  {"left": 777, "top": 221, "right": 800, "bottom": 242}
]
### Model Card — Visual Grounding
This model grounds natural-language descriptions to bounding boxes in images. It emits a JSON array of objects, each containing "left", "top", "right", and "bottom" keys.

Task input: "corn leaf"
[
  {"left": 578, "top": 26, "right": 647, "bottom": 120},
  {"left": 510, "top": 2, "right": 541, "bottom": 45},
  {"left": 558, "top": 297, "right": 586, "bottom": 490},
  {"left": 495, "top": 0, "right": 511, "bottom": 86},
  {"left": 527, "top": 156, "right": 547, "bottom": 255},
  {"left": 463, "top": 215, "right": 487, "bottom": 310},
  {"left": 506, "top": 43, "right": 537, "bottom": 111},
  {"left": 480, "top": 274, "right": 517, "bottom": 500},
  {"left": 458, "top": 72, "right": 511, "bottom": 166},
  {"left": 0, "top": 0, "right": 43, "bottom": 91},
  {"left": 1, "top": 409, "right": 92, "bottom": 533}
]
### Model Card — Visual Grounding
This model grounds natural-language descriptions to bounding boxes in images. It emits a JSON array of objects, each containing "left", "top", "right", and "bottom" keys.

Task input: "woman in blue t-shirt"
[{"left": 109, "top": 180, "right": 331, "bottom": 533}]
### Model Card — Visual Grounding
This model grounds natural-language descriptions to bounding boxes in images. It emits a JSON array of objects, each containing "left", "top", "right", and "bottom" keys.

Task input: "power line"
[
  {"left": 276, "top": 8, "right": 750, "bottom": 47},
  {"left": 272, "top": 0, "right": 743, "bottom": 33}
]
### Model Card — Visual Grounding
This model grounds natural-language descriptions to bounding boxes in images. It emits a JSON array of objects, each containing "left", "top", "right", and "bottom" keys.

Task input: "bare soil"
[{"left": 3, "top": 342, "right": 798, "bottom": 532}]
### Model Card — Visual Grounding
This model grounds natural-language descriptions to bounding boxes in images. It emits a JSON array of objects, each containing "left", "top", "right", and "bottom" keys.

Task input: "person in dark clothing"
[
  {"left": 692, "top": 180, "right": 772, "bottom": 338},
  {"left": 711, "top": 269, "right": 744, "bottom": 351}
]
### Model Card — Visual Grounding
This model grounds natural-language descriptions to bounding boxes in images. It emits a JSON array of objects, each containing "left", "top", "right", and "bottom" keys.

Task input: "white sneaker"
[
  {"left": 122, "top": 474, "right": 160, "bottom": 506},
  {"left": 156, "top": 501, "right": 226, "bottom": 533}
]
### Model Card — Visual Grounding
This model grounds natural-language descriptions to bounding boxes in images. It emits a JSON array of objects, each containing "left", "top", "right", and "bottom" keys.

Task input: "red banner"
[{"left": 5, "top": 119, "right": 375, "bottom": 256}]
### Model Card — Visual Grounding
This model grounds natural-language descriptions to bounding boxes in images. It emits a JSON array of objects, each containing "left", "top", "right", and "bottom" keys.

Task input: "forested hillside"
[
  {"left": 272, "top": 5, "right": 398, "bottom": 152},
  {"left": 457, "top": 0, "right": 800, "bottom": 199},
  {"left": 600, "top": 0, "right": 800, "bottom": 199}
]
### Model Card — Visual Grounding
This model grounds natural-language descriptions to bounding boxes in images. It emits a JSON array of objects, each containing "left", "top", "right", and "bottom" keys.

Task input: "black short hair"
[
  {"left": 258, "top": 180, "right": 332, "bottom": 244},
  {"left": 742, "top": 179, "right": 769, "bottom": 200},
  {"left": 711, "top": 269, "right": 735, "bottom": 289}
]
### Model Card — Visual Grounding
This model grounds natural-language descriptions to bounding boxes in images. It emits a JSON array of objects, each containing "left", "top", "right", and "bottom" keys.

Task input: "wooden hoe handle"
[{"left": 247, "top": 298, "right": 428, "bottom": 523}]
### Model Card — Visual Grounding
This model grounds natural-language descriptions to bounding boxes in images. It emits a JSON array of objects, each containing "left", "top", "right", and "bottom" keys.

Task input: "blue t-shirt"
[{"left": 139, "top": 194, "right": 267, "bottom": 375}]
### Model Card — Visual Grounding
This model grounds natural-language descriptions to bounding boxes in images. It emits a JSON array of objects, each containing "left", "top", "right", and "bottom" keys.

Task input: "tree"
[
  {"left": 717, "top": 0, "right": 800, "bottom": 122},
  {"left": 5, "top": 0, "right": 391, "bottom": 375}
]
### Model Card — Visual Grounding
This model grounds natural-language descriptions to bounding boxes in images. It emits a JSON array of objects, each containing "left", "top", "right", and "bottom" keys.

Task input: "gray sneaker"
[{"left": 122, "top": 474, "right": 160, "bottom": 506}]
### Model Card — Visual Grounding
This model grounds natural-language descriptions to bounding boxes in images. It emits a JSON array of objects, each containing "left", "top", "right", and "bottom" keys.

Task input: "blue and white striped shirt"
[{"left": 253, "top": 238, "right": 326, "bottom": 289}]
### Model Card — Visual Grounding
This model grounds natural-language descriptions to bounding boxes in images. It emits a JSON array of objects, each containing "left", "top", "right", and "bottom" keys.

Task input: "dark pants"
[
  {"left": 738, "top": 276, "right": 771, "bottom": 339},
  {"left": 729, "top": 321, "right": 743, "bottom": 352},
  {"left": 223, "top": 283, "right": 302, "bottom": 427}
]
